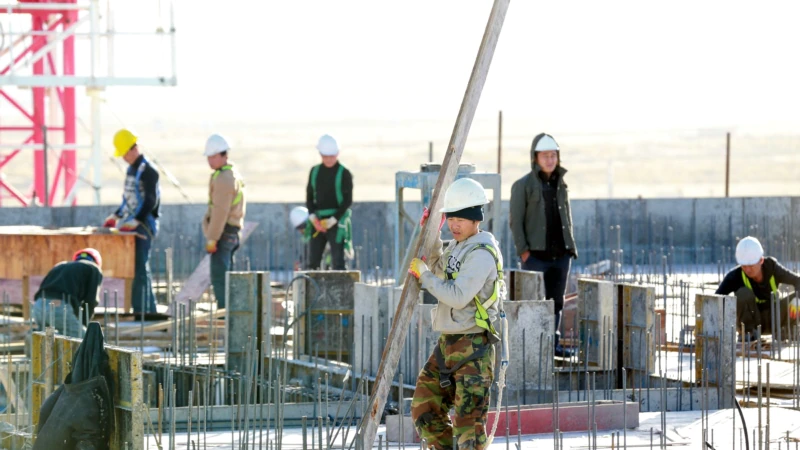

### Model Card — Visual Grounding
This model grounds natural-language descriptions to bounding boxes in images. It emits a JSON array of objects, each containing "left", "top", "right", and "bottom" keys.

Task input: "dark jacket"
[
  {"left": 509, "top": 163, "right": 577, "bottom": 259},
  {"left": 716, "top": 256, "right": 800, "bottom": 309},
  {"left": 305, "top": 162, "right": 353, "bottom": 220},
  {"left": 115, "top": 154, "right": 160, "bottom": 231},
  {"left": 33, "top": 260, "right": 103, "bottom": 319}
]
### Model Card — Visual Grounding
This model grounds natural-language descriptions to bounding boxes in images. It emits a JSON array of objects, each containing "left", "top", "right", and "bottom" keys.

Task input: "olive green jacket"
[{"left": 509, "top": 164, "right": 577, "bottom": 258}]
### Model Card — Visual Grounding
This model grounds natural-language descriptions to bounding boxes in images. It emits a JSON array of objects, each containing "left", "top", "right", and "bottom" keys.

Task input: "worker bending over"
[
  {"left": 32, "top": 248, "right": 103, "bottom": 337},
  {"left": 716, "top": 236, "right": 800, "bottom": 340}
]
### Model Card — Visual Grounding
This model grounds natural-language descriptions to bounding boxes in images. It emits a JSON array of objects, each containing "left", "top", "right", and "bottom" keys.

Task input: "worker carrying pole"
[
  {"left": 408, "top": 178, "right": 508, "bottom": 450},
  {"left": 202, "top": 134, "right": 246, "bottom": 309},
  {"left": 32, "top": 248, "right": 103, "bottom": 337}
]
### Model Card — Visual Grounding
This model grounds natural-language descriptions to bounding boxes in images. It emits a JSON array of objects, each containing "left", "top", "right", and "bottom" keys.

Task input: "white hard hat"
[
  {"left": 290, "top": 206, "right": 309, "bottom": 228},
  {"left": 439, "top": 178, "right": 489, "bottom": 213},
  {"left": 316, "top": 134, "right": 339, "bottom": 156},
  {"left": 532, "top": 133, "right": 560, "bottom": 152},
  {"left": 204, "top": 134, "right": 230, "bottom": 157},
  {"left": 736, "top": 236, "right": 764, "bottom": 266}
]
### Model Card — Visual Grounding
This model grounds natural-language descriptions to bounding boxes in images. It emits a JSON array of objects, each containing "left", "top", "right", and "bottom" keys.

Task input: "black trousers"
[
  {"left": 523, "top": 254, "right": 572, "bottom": 343},
  {"left": 307, "top": 227, "right": 346, "bottom": 270},
  {"left": 735, "top": 287, "right": 791, "bottom": 337}
]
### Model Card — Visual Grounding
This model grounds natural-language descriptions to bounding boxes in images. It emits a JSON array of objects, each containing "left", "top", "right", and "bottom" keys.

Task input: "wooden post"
[{"left": 359, "top": 0, "right": 510, "bottom": 445}]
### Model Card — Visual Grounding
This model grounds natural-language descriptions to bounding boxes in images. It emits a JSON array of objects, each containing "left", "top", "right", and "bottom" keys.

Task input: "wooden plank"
[
  {"left": 359, "top": 0, "right": 510, "bottom": 445},
  {"left": 170, "top": 221, "right": 259, "bottom": 314}
]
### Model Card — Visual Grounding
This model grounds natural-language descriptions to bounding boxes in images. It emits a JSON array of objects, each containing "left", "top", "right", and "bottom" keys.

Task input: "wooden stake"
[{"left": 358, "top": 0, "right": 510, "bottom": 445}]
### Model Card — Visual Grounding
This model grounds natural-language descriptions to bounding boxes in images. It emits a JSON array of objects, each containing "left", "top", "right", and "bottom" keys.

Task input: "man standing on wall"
[
  {"left": 509, "top": 133, "right": 578, "bottom": 357},
  {"left": 202, "top": 134, "right": 246, "bottom": 309},
  {"left": 103, "top": 129, "right": 160, "bottom": 314},
  {"left": 305, "top": 134, "right": 354, "bottom": 270}
]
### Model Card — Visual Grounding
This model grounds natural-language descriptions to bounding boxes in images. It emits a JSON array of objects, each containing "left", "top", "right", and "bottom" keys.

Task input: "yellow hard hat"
[{"left": 113, "top": 129, "right": 138, "bottom": 157}]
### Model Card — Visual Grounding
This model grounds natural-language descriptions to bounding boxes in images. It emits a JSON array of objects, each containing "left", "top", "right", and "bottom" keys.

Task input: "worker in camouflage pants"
[
  {"left": 412, "top": 333, "right": 495, "bottom": 449},
  {"left": 408, "top": 178, "right": 506, "bottom": 450}
]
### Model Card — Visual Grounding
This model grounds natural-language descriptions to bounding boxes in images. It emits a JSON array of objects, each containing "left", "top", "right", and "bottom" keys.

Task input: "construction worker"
[
  {"left": 305, "top": 134, "right": 353, "bottom": 270},
  {"left": 716, "top": 236, "right": 800, "bottom": 340},
  {"left": 290, "top": 206, "right": 311, "bottom": 271},
  {"left": 31, "top": 248, "right": 103, "bottom": 337},
  {"left": 509, "top": 132, "right": 577, "bottom": 357},
  {"left": 408, "top": 178, "right": 505, "bottom": 450},
  {"left": 202, "top": 134, "right": 246, "bottom": 309},
  {"left": 103, "top": 129, "right": 160, "bottom": 314}
]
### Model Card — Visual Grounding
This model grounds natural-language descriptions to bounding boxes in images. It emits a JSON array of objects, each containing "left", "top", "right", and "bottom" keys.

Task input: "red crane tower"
[{"left": 0, "top": 0, "right": 176, "bottom": 207}]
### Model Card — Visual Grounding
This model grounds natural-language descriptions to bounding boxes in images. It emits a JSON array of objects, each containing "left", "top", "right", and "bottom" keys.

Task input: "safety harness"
[
  {"left": 209, "top": 164, "right": 244, "bottom": 207},
  {"left": 306, "top": 164, "right": 353, "bottom": 255},
  {"left": 741, "top": 271, "right": 778, "bottom": 305},
  {"left": 433, "top": 242, "right": 509, "bottom": 445}
]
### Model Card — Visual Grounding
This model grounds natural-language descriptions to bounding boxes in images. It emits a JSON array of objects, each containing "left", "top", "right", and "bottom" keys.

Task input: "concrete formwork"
[
  {"left": 578, "top": 279, "right": 618, "bottom": 371},
  {"left": 294, "top": 270, "right": 361, "bottom": 364},
  {"left": 617, "top": 283, "right": 655, "bottom": 388},
  {"left": 226, "top": 271, "right": 271, "bottom": 376},
  {"left": 694, "top": 293, "right": 736, "bottom": 409},
  {"left": 503, "top": 300, "right": 554, "bottom": 402},
  {"left": 504, "top": 269, "right": 545, "bottom": 301}
]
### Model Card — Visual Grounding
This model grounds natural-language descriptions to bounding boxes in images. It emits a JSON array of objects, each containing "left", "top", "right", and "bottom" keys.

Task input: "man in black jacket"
[
  {"left": 716, "top": 236, "right": 800, "bottom": 339},
  {"left": 103, "top": 129, "right": 160, "bottom": 314},
  {"left": 305, "top": 134, "right": 353, "bottom": 270},
  {"left": 32, "top": 248, "right": 103, "bottom": 337}
]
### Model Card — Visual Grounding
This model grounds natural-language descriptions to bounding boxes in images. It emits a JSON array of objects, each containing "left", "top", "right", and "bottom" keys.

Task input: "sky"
[
  {"left": 3, "top": 1, "right": 800, "bottom": 204},
  {"left": 98, "top": 0, "right": 800, "bottom": 132}
]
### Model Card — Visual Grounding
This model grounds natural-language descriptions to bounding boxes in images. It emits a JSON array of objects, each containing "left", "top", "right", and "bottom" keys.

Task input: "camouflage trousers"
[{"left": 411, "top": 332, "right": 495, "bottom": 450}]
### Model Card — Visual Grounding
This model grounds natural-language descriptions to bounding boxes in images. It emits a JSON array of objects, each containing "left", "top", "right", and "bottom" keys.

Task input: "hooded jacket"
[
  {"left": 419, "top": 230, "right": 506, "bottom": 334},
  {"left": 509, "top": 139, "right": 577, "bottom": 258}
]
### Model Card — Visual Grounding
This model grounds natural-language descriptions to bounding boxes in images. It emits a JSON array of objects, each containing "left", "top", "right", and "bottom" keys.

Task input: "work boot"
[{"left": 553, "top": 334, "right": 575, "bottom": 358}]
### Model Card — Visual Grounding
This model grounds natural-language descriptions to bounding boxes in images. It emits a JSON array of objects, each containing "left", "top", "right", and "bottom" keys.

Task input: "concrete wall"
[{"left": 2, "top": 196, "right": 798, "bottom": 276}]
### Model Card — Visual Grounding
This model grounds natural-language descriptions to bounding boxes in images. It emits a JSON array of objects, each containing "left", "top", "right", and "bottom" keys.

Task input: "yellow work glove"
[
  {"left": 309, "top": 214, "right": 325, "bottom": 233},
  {"left": 322, "top": 217, "right": 338, "bottom": 230},
  {"left": 408, "top": 257, "right": 429, "bottom": 280},
  {"left": 206, "top": 239, "right": 218, "bottom": 253}
]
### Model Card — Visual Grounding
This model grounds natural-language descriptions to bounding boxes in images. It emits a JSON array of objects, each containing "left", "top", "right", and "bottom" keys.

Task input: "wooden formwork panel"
[{"left": 32, "top": 331, "right": 144, "bottom": 450}]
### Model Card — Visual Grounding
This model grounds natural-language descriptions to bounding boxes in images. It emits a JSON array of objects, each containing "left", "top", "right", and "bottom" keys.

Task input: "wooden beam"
[
  {"left": 168, "top": 221, "right": 259, "bottom": 314},
  {"left": 358, "top": 0, "right": 510, "bottom": 445}
]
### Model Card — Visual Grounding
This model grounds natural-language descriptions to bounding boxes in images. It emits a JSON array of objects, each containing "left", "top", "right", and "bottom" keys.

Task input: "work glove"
[
  {"left": 102, "top": 214, "right": 118, "bottom": 228},
  {"left": 408, "top": 256, "right": 429, "bottom": 280},
  {"left": 420, "top": 207, "right": 446, "bottom": 231},
  {"left": 309, "top": 214, "right": 325, "bottom": 233},
  {"left": 206, "top": 239, "right": 218, "bottom": 254},
  {"left": 322, "top": 217, "right": 338, "bottom": 230},
  {"left": 117, "top": 219, "right": 139, "bottom": 232}
]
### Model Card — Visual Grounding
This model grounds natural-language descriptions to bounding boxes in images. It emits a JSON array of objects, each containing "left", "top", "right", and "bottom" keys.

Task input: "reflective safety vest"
[
  {"left": 445, "top": 243, "right": 503, "bottom": 337},
  {"left": 741, "top": 271, "right": 778, "bottom": 305},
  {"left": 209, "top": 164, "right": 244, "bottom": 206}
]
